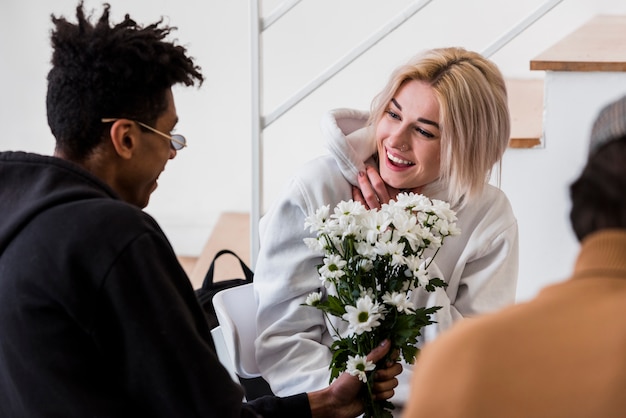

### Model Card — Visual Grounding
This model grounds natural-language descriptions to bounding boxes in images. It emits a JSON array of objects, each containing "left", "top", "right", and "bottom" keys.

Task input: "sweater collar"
[{"left": 573, "top": 229, "right": 626, "bottom": 279}]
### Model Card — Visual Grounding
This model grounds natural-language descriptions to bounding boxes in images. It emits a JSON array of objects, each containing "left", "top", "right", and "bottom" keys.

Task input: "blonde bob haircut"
[{"left": 368, "top": 47, "right": 510, "bottom": 207}]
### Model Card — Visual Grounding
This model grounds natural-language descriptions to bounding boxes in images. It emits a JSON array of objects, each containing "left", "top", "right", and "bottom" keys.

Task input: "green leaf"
[
  {"left": 318, "top": 295, "right": 346, "bottom": 317},
  {"left": 425, "top": 276, "right": 448, "bottom": 292}
]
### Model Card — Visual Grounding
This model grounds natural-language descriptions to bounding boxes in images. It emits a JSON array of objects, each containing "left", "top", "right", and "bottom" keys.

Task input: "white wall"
[{"left": 1, "top": 0, "right": 625, "bottom": 301}]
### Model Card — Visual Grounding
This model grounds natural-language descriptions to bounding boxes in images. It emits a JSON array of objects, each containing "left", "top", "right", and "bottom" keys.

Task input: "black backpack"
[{"left": 194, "top": 249, "right": 254, "bottom": 330}]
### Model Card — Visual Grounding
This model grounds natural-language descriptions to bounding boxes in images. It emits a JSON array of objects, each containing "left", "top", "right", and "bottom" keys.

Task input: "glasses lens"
[{"left": 171, "top": 134, "right": 186, "bottom": 151}]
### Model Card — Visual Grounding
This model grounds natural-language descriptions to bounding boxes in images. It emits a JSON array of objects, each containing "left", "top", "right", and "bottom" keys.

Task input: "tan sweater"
[{"left": 403, "top": 229, "right": 626, "bottom": 418}]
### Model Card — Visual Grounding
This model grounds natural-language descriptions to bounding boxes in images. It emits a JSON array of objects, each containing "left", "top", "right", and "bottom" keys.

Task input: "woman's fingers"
[
  {"left": 352, "top": 185, "right": 367, "bottom": 207},
  {"left": 364, "top": 166, "right": 390, "bottom": 205},
  {"left": 356, "top": 166, "right": 403, "bottom": 209},
  {"left": 356, "top": 170, "right": 381, "bottom": 209}
]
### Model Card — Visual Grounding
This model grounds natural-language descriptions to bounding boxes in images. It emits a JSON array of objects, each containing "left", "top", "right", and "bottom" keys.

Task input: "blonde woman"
[{"left": 254, "top": 47, "right": 519, "bottom": 405}]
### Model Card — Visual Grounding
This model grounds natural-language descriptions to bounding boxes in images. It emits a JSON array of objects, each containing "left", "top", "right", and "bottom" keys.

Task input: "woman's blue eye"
[
  {"left": 385, "top": 110, "right": 400, "bottom": 120},
  {"left": 416, "top": 127, "right": 435, "bottom": 138}
]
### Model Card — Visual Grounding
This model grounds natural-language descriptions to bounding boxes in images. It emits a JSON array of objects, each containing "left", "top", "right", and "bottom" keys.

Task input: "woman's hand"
[
  {"left": 307, "top": 340, "right": 402, "bottom": 418},
  {"left": 352, "top": 166, "right": 401, "bottom": 209}
]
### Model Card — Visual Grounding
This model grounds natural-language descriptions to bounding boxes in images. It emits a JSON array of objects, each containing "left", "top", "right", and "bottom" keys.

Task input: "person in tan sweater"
[{"left": 403, "top": 94, "right": 626, "bottom": 418}]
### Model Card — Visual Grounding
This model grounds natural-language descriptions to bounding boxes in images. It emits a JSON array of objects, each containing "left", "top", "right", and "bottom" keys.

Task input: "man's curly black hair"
[{"left": 46, "top": 2, "right": 203, "bottom": 161}]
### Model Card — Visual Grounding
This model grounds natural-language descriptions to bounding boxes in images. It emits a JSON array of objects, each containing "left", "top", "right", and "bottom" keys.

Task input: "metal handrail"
[
  {"left": 250, "top": 0, "right": 262, "bottom": 266},
  {"left": 263, "top": 0, "right": 434, "bottom": 129},
  {"left": 481, "top": 0, "right": 563, "bottom": 57},
  {"left": 262, "top": 0, "right": 303, "bottom": 30}
]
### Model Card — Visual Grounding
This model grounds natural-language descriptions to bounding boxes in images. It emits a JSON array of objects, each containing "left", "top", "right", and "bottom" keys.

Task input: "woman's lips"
[{"left": 386, "top": 149, "right": 414, "bottom": 167}]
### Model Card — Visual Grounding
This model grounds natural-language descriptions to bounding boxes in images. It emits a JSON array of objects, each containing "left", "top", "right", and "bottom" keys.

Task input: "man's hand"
[
  {"left": 352, "top": 166, "right": 401, "bottom": 209},
  {"left": 307, "top": 340, "right": 402, "bottom": 418}
]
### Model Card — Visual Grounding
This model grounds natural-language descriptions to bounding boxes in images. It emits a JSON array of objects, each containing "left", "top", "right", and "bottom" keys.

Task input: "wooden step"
[
  {"left": 177, "top": 255, "right": 198, "bottom": 277},
  {"left": 188, "top": 212, "right": 251, "bottom": 289},
  {"left": 507, "top": 79, "right": 544, "bottom": 148},
  {"left": 530, "top": 15, "right": 626, "bottom": 72}
]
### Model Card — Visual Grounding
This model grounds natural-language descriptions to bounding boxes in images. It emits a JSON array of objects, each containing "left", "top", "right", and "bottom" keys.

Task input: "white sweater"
[{"left": 253, "top": 108, "right": 519, "bottom": 404}]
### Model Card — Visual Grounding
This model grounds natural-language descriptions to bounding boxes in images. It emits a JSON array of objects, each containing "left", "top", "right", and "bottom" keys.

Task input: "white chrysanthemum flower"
[
  {"left": 322, "top": 234, "right": 344, "bottom": 255},
  {"left": 304, "top": 205, "right": 330, "bottom": 233},
  {"left": 341, "top": 222, "right": 363, "bottom": 241},
  {"left": 378, "top": 228, "right": 393, "bottom": 245},
  {"left": 357, "top": 257, "right": 374, "bottom": 272},
  {"left": 427, "top": 233, "right": 443, "bottom": 250},
  {"left": 303, "top": 237, "right": 323, "bottom": 252},
  {"left": 414, "top": 210, "right": 430, "bottom": 227},
  {"left": 381, "top": 203, "right": 404, "bottom": 222},
  {"left": 346, "top": 354, "right": 375, "bottom": 383},
  {"left": 305, "top": 291, "right": 323, "bottom": 306},
  {"left": 403, "top": 254, "right": 429, "bottom": 288},
  {"left": 431, "top": 199, "right": 458, "bottom": 222},
  {"left": 382, "top": 291, "right": 415, "bottom": 313},
  {"left": 404, "top": 253, "right": 421, "bottom": 270},
  {"left": 361, "top": 210, "right": 391, "bottom": 245},
  {"left": 338, "top": 199, "right": 367, "bottom": 215},
  {"left": 414, "top": 225, "right": 442, "bottom": 250},
  {"left": 332, "top": 200, "right": 366, "bottom": 228},
  {"left": 374, "top": 240, "right": 405, "bottom": 266},
  {"left": 355, "top": 240, "right": 376, "bottom": 259},
  {"left": 415, "top": 257, "right": 432, "bottom": 286},
  {"left": 447, "top": 222, "right": 462, "bottom": 236},
  {"left": 434, "top": 216, "right": 460, "bottom": 238},
  {"left": 319, "top": 254, "right": 347, "bottom": 281},
  {"left": 390, "top": 209, "right": 414, "bottom": 232},
  {"left": 392, "top": 213, "right": 418, "bottom": 243},
  {"left": 396, "top": 192, "right": 431, "bottom": 212},
  {"left": 359, "top": 287, "right": 376, "bottom": 300},
  {"left": 392, "top": 192, "right": 414, "bottom": 208},
  {"left": 342, "top": 295, "right": 382, "bottom": 335}
]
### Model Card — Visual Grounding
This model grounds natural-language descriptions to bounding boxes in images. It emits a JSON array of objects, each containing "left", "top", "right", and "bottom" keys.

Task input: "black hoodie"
[{"left": 0, "top": 151, "right": 308, "bottom": 417}]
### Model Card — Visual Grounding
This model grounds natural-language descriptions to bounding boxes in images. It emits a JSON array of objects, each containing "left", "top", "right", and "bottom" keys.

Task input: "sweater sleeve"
[
  {"left": 246, "top": 393, "right": 312, "bottom": 418},
  {"left": 254, "top": 176, "right": 341, "bottom": 397},
  {"left": 95, "top": 229, "right": 307, "bottom": 417}
]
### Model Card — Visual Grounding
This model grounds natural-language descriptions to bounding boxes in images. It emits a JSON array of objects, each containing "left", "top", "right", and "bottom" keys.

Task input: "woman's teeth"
[{"left": 387, "top": 151, "right": 414, "bottom": 165}]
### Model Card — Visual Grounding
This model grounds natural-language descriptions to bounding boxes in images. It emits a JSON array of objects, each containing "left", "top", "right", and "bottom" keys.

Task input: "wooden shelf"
[
  {"left": 531, "top": 15, "right": 626, "bottom": 72},
  {"left": 507, "top": 79, "right": 544, "bottom": 149}
]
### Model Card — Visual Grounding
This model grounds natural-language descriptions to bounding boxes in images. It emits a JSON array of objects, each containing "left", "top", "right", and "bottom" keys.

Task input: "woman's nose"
[{"left": 388, "top": 126, "right": 410, "bottom": 150}]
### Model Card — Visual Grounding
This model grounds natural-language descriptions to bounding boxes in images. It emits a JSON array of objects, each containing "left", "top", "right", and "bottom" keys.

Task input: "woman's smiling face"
[{"left": 375, "top": 79, "right": 441, "bottom": 192}]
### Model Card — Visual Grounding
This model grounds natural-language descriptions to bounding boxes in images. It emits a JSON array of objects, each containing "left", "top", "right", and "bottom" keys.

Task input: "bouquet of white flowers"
[{"left": 303, "top": 192, "right": 460, "bottom": 417}]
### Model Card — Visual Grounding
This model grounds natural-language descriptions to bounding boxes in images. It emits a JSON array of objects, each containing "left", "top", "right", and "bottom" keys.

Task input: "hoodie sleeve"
[
  {"left": 254, "top": 110, "right": 374, "bottom": 397},
  {"left": 254, "top": 153, "right": 360, "bottom": 396},
  {"left": 254, "top": 177, "right": 335, "bottom": 396}
]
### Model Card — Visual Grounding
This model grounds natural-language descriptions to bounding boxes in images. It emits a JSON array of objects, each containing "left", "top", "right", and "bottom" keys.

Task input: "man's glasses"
[{"left": 101, "top": 118, "right": 186, "bottom": 150}]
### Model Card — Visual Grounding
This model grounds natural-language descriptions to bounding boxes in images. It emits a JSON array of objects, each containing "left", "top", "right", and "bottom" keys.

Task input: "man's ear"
[{"left": 107, "top": 119, "right": 138, "bottom": 159}]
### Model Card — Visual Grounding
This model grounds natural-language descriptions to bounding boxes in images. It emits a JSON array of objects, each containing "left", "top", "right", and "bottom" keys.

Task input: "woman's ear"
[{"left": 106, "top": 119, "right": 137, "bottom": 159}]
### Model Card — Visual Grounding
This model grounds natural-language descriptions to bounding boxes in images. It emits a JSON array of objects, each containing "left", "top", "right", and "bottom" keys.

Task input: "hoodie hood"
[
  {"left": 0, "top": 151, "right": 117, "bottom": 254},
  {"left": 321, "top": 108, "right": 376, "bottom": 187}
]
